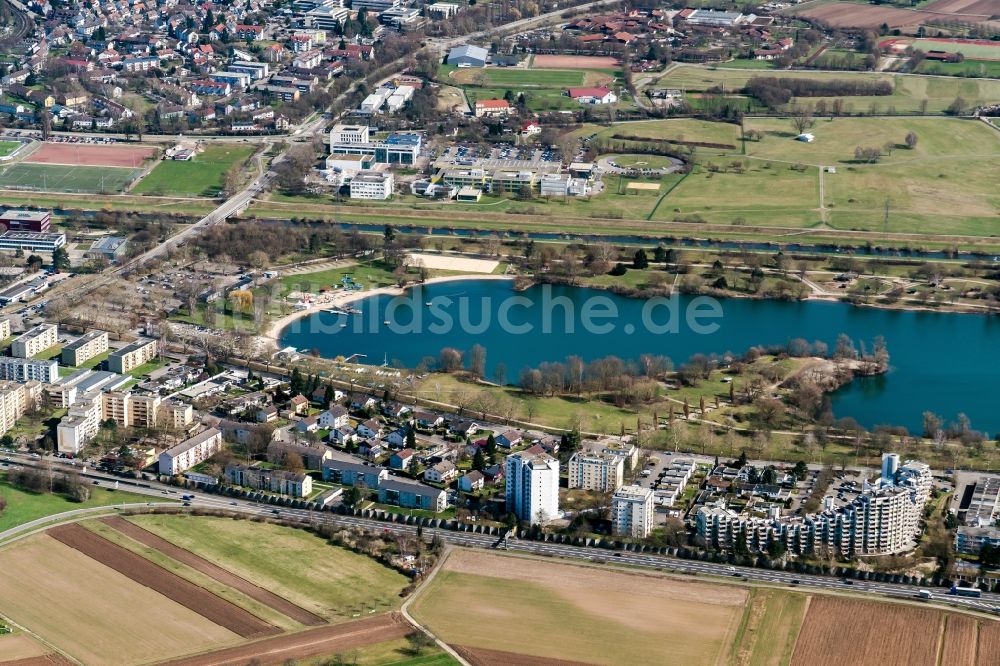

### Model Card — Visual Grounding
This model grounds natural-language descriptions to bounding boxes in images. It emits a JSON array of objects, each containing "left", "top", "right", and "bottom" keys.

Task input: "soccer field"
[
  {"left": 0, "top": 162, "right": 140, "bottom": 193},
  {"left": 450, "top": 67, "right": 587, "bottom": 88}
]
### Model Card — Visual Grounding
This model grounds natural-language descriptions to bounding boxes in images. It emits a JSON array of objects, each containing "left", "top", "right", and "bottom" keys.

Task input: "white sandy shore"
[{"left": 264, "top": 274, "right": 514, "bottom": 346}]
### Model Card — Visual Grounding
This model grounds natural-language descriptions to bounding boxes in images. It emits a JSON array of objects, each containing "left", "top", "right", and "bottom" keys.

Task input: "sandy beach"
[{"left": 263, "top": 274, "right": 514, "bottom": 346}]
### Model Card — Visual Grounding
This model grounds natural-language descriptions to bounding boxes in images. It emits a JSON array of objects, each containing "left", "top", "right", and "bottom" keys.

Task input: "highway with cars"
[{"left": 4, "top": 450, "right": 998, "bottom": 616}]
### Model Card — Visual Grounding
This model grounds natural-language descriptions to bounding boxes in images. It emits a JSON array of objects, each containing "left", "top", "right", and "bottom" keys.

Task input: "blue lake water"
[{"left": 280, "top": 279, "right": 999, "bottom": 435}]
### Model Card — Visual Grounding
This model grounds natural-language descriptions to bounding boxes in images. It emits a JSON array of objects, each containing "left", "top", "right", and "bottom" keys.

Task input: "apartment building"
[
  {"left": 321, "top": 450, "right": 387, "bottom": 488},
  {"left": 0, "top": 317, "right": 10, "bottom": 340},
  {"left": 567, "top": 451, "right": 624, "bottom": 492},
  {"left": 61, "top": 330, "right": 109, "bottom": 366},
  {"left": 44, "top": 369, "right": 131, "bottom": 408},
  {"left": 57, "top": 390, "right": 103, "bottom": 455},
  {"left": 108, "top": 338, "right": 157, "bottom": 374},
  {"left": 225, "top": 464, "right": 313, "bottom": 497},
  {"left": 11, "top": 323, "right": 58, "bottom": 358},
  {"left": 158, "top": 428, "right": 223, "bottom": 475},
  {"left": 506, "top": 447, "right": 560, "bottom": 524},
  {"left": 158, "top": 400, "right": 194, "bottom": 430},
  {"left": 0, "top": 381, "right": 29, "bottom": 435},
  {"left": 378, "top": 477, "right": 447, "bottom": 512},
  {"left": 0, "top": 357, "right": 58, "bottom": 383},
  {"left": 612, "top": 485, "right": 655, "bottom": 538},
  {"left": 101, "top": 391, "right": 162, "bottom": 429}
]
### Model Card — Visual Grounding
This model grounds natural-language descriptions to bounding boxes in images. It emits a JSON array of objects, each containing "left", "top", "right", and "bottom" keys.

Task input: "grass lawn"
[
  {"left": 280, "top": 261, "right": 399, "bottom": 297},
  {"left": 0, "top": 140, "right": 21, "bottom": 157},
  {"left": 917, "top": 59, "right": 1000, "bottom": 78},
  {"left": 452, "top": 67, "right": 586, "bottom": 88},
  {"left": 0, "top": 163, "right": 140, "bottom": 194},
  {"left": 742, "top": 116, "right": 1000, "bottom": 165},
  {"left": 0, "top": 478, "right": 154, "bottom": 535},
  {"left": 133, "top": 144, "right": 257, "bottom": 197},
  {"left": 911, "top": 38, "right": 1000, "bottom": 60},
  {"left": 730, "top": 588, "right": 808, "bottom": 666},
  {"left": 579, "top": 118, "right": 742, "bottom": 147},
  {"left": 606, "top": 154, "right": 682, "bottom": 169},
  {"left": 127, "top": 514, "right": 409, "bottom": 621},
  {"left": 465, "top": 86, "right": 579, "bottom": 112},
  {"left": 719, "top": 59, "right": 778, "bottom": 70},
  {"left": 127, "top": 358, "right": 167, "bottom": 378},
  {"left": 650, "top": 64, "right": 1000, "bottom": 114},
  {"left": 335, "top": 637, "right": 460, "bottom": 666}
]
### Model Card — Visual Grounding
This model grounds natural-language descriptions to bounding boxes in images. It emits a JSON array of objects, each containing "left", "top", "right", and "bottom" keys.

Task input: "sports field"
[
  {"left": 0, "top": 162, "right": 141, "bottom": 193},
  {"left": 25, "top": 142, "right": 157, "bottom": 167},
  {"left": 0, "top": 533, "right": 241, "bottom": 665},
  {"left": 907, "top": 38, "right": 1000, "bottom": 60},
  {"left": 449, "top": 67, "right": 587, "bottom": 88},
  {"left": 410, "top": 549, "right": 747, "bottom": 665},
  {"left": 133, "top": 143, "right": 257, "bottom": 197},
  {"left": 651, "top": 65, "right": 1000, "bottom": 114},
  {"left": 127, "top": 513, "right": 409, "bottom": 620}
]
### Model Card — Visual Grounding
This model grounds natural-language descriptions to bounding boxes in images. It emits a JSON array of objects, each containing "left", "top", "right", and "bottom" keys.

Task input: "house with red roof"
[
  {"left": 567, "top": 86, "right": 617, "bottom": 105},
  {"left": 474, "top": 98, "right": 512, "bottom": 118}
]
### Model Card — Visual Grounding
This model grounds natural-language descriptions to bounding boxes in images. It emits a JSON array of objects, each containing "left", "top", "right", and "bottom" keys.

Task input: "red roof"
[
  {"left": 567, "top": 86, "right": 612, "bottom": 99},
  {"left": 475, "top": 98, "right": 510, "bottom": 109}
]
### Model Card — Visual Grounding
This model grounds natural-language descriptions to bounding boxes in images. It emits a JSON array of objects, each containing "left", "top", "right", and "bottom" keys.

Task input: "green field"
[
  {"left": 608, "top": 153, "right": 684, "bottom": 169},
  {"left": 133, "top": 144, "right": 257, "bottom": 197},
  {"left": 0, "top": 163, "right": 140, "bottom": 193},
  {"left": 917, "top": 59, "right": 1000, "bottom": 79},
  {"left": 451, "top": 67, "right": 587, "bottom": 88},
  {"left": 0, "top": 141, "right": 21, "bottom": 157},
  {"left": 730, "top": 588, "right": 808, "bottom": 666},
  {"left": 0, "top": 478, "right": 153, "bottom": 535},
  {"left": 911, "top": 39, "right": 1000, "bottom": 60},
  {"left": 580, "top": 118, "right": 743, "bottom": 147},
  {"left": 127, "top": 514, "right": 409, "bottom": 620},
  {"left": 465, "top": 86, "right": 580, "bottom": 112},
  {"left": 650, "top": 64, "right": 1000, "bottom": 113}
]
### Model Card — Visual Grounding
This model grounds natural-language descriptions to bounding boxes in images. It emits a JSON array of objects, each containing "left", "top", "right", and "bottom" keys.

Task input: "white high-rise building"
[
  {"left": 881, "top": 452, "right": 900, "bottom": 483},
  {"left": 612, "top": 485, "right": 655, "bottom": 538},
  {"left": 506, "top": 448, "right": 559, "bottom": 524}
]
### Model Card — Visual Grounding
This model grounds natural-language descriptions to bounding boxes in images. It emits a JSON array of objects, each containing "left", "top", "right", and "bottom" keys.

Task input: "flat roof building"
[
  {"left": 0, "top": 209, "right": 51, "bottom": 232},
  {"left": 61, "top": 330, "right": 109, "bottom": 366},
  {"left": 158, "top": 428, "right": 223, "bottom": 475},
  {"left": 0, "top": 231, "right": 66, "bottom": 253},
  {"left": 11, "top": 323, "right": 58, "bottom": 359},
  {"left": 0, "top": 357, "right": 58, "bottom": 383},
  {"left": 108, "top": 338, "right": 157, "bottom": 374},
  {"left": 612, "top": 485, "right": 655, "bottom": 538}
]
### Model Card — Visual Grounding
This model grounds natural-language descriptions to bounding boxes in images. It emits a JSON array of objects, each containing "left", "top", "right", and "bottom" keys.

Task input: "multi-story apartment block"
[
  {"left": 57, "top": 390, "right": 103, "bottom": 455},
  {"left": 0, "top": 317, "right": 10, "bottom": 340},
  {"left": 0, "top": 381, "right": 29, "bottom": 435},
  {"left": 158, "top": 428, "right": 223, "bottom": 475},
  {"left": 108, "top": 338, "right": 157, "bottom": 374},
  {"left": 321, "top": 450, "right": 387, "bottom": 488},
  {"left": 225, "top": 464, "right": 313, "bottom": 497},
  {"left": 61, "top": 330, "right": 109, "bottom": 366},
  {"left": 158, "top": 400, "right": 194, "bottom": 430},
  {"left": 0, "top": 357, "right": 58, "bottom": 383},
  {"left": 11, "top": 323, "right": 58, "bottom": 358},
  {"left": 506, "top": 447, "right": 560, "bottom": 524},
  {"left": 696, "top": 453, "right": 932, "bottom": 557},
  {"left": 612, "top": 485, "right": 655, "bottom": 538},
  {"left": 568, "top": 451, "right": 624, "bottom": 492},
  {"left": 378, "top": 477, "right": 447, "bottom": 512}
]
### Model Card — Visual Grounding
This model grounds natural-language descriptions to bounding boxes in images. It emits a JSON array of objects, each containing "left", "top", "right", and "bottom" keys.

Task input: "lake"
[{"left": 280, "top": 279, "right": 999, "bottom": 435}]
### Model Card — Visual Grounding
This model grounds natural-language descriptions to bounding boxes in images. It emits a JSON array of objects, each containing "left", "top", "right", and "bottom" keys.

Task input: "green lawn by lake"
[{"left": 0, "top": 478, "right": 154, "bottom": 535}]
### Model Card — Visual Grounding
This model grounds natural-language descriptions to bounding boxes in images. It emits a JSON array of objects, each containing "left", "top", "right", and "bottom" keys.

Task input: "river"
[{"left": 279, "top": 279, "right": 999, "bottom": 435}]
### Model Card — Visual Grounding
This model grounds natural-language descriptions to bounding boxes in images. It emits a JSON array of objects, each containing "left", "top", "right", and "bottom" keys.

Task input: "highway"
[{"left": 4, "top": 451, "right": 998, "bottom": 616}]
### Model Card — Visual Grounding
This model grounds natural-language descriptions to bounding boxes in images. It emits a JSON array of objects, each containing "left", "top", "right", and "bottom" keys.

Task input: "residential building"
[
  {"left": 225, "top": 464, "right": 313, "bottom": 497},
  {"left": 567, "top": 87, "right": 618, "bottom": 105},
  {"left": 11, "top": 323, "right": 58, "bottom": 358},
  {"left": 378, "top": 477, "right": 447, "bottom": 512},
  {"left": 474, "top": 99, "right": 512, "bottom": 118},
  {"left": 349, "top": 171, "right": 394, "bottom": 200},
  {"left": 0, "top": 318, "right": 9, "bottom": 340},
  {"left": 956, "top": 526, "right": 1000, "bottom": 556},
  {"left": 0, "top": 357, "right": 58, "bottom": 383},
  {"left": 0, "top": 381, "right": 29, "bottom": 435},
  {"left": 61, "top": 330, "right": 109, "bottom": 366},
  {"left": 158, "top": 428, "right": 223, "bottom": 475},
  {"left": 57, "top": 390, "right": 102, "bottom": 455},
  {"left": 322, "top": 450, "right": 387, "bottom": 488},
  {"left": 459, "top": 470, "right": 485, "bottom": 493},
  {"left": 567, "top": 451, "right": 624, "bottom": 492},
  {"left": 389, "top": 448, "right": 415, "bottom": 471},
  {"left": 612, "top": 485, "right": 655, "bottom": 538},
  {"left": 425, "top": 460, "right": 457, "bottom": 483},
  {"left": 158, "top": 400, "right": 193, "bottom": 429},
  {"left": 506, "top": 447, "right": 560, "bottom": 524},
  {"left": 108, "top": 338, "right": 157, "bottom": 373},
  {"left": 268, "top": 440, "right": 332, "bottom": 470}
]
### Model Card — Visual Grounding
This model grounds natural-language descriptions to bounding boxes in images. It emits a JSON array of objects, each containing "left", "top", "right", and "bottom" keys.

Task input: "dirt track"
[
  {"left": 100, "top": 517, "right": 325, "bottom": 627},
  {"left": 158, "top": 613, "right": 413, "bottom": 666},
  {"left": 49, "top": 524, "right": 278, "bottom": 639},
  {"left": 23, "top": 143, "right": 156, "bottom": 168},
  {"left": 455, "top": 646, "right": 597, "bottom": 666},
  {"left": 0, "top": 656, "right": 75, "bottom": 666}
]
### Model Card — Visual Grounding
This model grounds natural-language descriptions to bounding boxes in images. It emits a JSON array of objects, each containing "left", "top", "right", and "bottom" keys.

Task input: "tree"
[
  {"left": 467, "top": 344, "right": 487, "bottom": 379},
  {"left": 343, "top": 485, "right": 364, "bottom": 508},
  {"left": 905, "top": 131, "right": 918, "bottom": 149},
  {"left": 633, "top": 248, "right": 649, "bottom": 269},
  {"left": 51, "top": 246, "right": 70, "bottom": 271},
  {"left": 790, "top": 106, "right": 814, "bottom": 135},
  {"left": 946, "top": 97, "right": 967, "bottom": 116},
  {"left": 472, "top": 446, "right": 486, "bottom": 472}
]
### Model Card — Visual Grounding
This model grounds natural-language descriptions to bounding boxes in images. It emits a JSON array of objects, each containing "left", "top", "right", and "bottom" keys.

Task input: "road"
[{"left": 4, "top": 451, "right": 998, "bottom": 616}]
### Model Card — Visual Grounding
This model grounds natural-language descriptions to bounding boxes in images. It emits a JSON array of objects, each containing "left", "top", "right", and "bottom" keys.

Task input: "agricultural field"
[
  {"left": 731, "top": 588, "right": 808, "bottom": 666},
  {"left": 127, "top": 513, "right": 409, "bottom": 620},
  {"left": 410, "top": 549, "right": 748, "bottom": 665},
  {"left": 133, "top": 143, "right": 257, "bottom": 197},
  {"left": 650, "top": 64, "right": 1000, "bottom": 113},
  {"left": 0, "top": 162, "right": 141, "bottom": 193},
  {"left": 0, "top": 533, "right": 241, "bottom": 665}
]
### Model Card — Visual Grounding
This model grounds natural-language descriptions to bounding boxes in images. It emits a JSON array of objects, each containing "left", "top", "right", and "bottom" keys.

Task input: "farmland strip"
[
  {"left": 100, "top": 516, "right": 325, "bottom": 627},
  {"left": 455, "top": 646, "right": 598, "bottom": 666},
  {"left": 48, "top": 524, "right": 278, "bottom": 639},
  {"left": 158, "top": 613, "right": 412, "bottom": 666}
]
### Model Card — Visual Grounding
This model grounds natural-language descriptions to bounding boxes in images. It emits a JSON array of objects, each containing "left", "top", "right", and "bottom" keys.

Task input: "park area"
[
  {"left": 650, "top": 65, "right": 1000, "bottom": 114},
  {"left": 133, "top": 143, "right": 257, "bottom": 197},
  {"left": 0, "top": 513, "right": 416, "bottom": 665},
  {"left": 412, "top": 549, "right": 1000, "bottom": 666}
]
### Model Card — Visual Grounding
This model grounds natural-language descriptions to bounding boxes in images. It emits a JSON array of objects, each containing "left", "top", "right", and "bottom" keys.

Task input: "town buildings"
[
  {"left": 108, "top": 338, "right": 157, "bottom": 374},
  {"left": 158, "top": 428, "right": 223, "bottom": 475},
  {"left": 506, "top": 447, "right": 560, "bottom": 524},
  {"left": 61, "top": 330, "right": 109, "bottom": 366},
  {"left": 11, "top": 323, "right": 58, "bottom": 358},
  {"left": 612, "top": 485, "right": 655, "bottom": 538},
  {"left": 567, "top": 451, "right": 624, "bottom": 492},
  {"left": 0, "top": 357, "right": 58, "bottom": 383},
  {"left": 225, "top": 464, "right": 313, "bottom": 497},
  {"left": 349, "top": 172, "right": 394, "bottom": 200}
]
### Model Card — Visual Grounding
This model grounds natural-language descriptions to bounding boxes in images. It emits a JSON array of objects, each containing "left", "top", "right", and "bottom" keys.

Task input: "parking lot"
[{"left": 436, "top": 142, "right": 563, "bottom": 170}]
